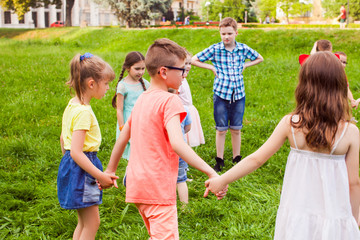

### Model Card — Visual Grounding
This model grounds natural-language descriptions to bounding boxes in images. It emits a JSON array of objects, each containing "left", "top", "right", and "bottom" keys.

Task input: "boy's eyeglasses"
[{"left": 164, "top": 66, "right": 186, "bottom": 76}]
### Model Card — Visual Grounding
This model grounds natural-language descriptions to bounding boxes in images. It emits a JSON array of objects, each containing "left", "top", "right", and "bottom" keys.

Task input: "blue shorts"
[
  {"left": 57, "top": 151, "right": 103, "bottom": 209},
  {"left": 177, "top": 158, "right": 188, "bottom": 183},
  {"left": 213, "top": 94, "right": 245, "bottom": 131}
]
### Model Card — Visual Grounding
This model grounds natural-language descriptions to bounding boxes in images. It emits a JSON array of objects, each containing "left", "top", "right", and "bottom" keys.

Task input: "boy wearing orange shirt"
[{"left": 104, "top": 38, "right": 225, "bottom": 239}]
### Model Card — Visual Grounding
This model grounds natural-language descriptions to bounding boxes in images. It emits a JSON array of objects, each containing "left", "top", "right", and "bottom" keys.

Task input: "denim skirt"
[{"left": 57, "top": 151, "right": 103, "bottom": 209}]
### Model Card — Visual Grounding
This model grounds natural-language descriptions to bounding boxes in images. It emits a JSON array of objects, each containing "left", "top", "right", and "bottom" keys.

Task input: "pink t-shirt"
[{"left": 126, "top": 89, "right": 186, "bottom": 205}]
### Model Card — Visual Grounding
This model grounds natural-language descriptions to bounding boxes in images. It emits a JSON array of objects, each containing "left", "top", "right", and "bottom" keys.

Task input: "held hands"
[
  {"left": 97, "top": 171, "right": 119, "bottom": 190},
  {"left": 203, "top": 175, "right": 228, "bottom": 200}
]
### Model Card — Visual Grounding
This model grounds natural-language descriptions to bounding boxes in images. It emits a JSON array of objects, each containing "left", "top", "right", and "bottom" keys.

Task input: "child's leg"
[
  {"left": 213, "top": 94, "right": 230, "bottom": 171},
  {"left": 177, "top": 159, "right": 189, "bottom": 204},
  {"left": 230, "top": 129, "right": 241, "bottom": 158},
  {"left": 73, "top": 212, "right": 83, "bottom": 240},
  {"left": 76, "top": 205, "right": 100, "bottom": 240},
  {"left": 216, "top": 130, "right": 227, "bottom": 159},
  {"left": 229, "top": 96, "right": 245, "bottom": 162},
  {"left": 135, "top": 203, "right": 179, "bottom": 240},
  {"left": 177, "top": 182, "right": 189, "bottom": 204}
]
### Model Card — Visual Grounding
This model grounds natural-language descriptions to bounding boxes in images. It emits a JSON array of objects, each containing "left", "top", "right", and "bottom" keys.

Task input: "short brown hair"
[
  {"left": 316, "top": 40, "right": 332, "bottom": 52},
  {"left": 219, "top": 17, "right": 237, "bottom": 31},
  {"left": 145, "top": 38, "right": 187, "bottom": 76}
]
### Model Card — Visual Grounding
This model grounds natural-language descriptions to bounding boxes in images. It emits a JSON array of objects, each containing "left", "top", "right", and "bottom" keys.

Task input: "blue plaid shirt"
[{"left": 196, "top": 41, "right": 259, "bottom": 101}]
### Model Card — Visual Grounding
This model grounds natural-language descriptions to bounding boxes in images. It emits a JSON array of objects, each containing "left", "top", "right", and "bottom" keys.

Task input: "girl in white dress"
[
  {"left": 178, "top": 52, "right": 205, "bottom": 147},
  {"left": 205, "top": 52, "right": 360, "bottom": 239}
]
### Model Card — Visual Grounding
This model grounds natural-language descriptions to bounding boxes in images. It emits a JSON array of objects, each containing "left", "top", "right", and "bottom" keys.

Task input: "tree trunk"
[{"left": 66, "top": 0, "right": 75, "bottom": 26}]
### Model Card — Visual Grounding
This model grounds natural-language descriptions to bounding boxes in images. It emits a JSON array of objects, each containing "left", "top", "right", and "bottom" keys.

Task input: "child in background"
[
  {"left": 334, "top": 51, "right": 360, "bottom": 109},
  {"left": 58, "top": 53, "right": 118, "bottom": 240},
  {"left": 206, "top": 52, "right": 360, "bottom": 239},
  {"left": 192, "top": 17, "right": 263, "bottom": 172},
  {"left": 103, "top": 38, "right": 226, "bottom": 239},
  {"left": 310, "top": 39, "right": 332, "bottom": 54},
  {"left": 111, "top": 51, "right": 149, "bottom": 160},
  {"left": 169, "top": 88, "right": 192, "bottom": 204},
  {"left": 178, "top": 51, "right": 205, "bottom": 147}
]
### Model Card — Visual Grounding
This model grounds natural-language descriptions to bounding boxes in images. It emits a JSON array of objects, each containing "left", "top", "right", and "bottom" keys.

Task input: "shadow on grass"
[{"left": 0, "top": 28, "right": 34, "bottom": 39}]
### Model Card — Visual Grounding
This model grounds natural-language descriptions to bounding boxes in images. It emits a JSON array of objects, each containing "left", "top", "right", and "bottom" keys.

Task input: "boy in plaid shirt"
[{"left": 192, "top": 17, "right": 263, "bottom": 171}]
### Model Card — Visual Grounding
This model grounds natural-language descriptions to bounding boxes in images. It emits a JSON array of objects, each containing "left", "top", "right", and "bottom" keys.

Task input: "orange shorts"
[{"left": 135, "top": 203, "right": 179, "bottom": 240}]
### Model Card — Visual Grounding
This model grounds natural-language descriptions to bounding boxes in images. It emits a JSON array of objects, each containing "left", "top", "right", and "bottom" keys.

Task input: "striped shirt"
[{"left": 196, "top": 41, "right": 259, "bottom": 101}]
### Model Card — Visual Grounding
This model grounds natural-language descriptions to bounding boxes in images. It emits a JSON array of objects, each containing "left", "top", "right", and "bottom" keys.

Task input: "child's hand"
[
  {"left": 211, "top": 66, "right": 217, "bottom": 77},
  {"left": 203, "top": 176, "right": 228, "bottom": 200},
  {"left": 97, "top": 172, "right": 119, "bottom": 190},
  {"left": 353, "top": 98, "right": 360, "bottom": 109}
]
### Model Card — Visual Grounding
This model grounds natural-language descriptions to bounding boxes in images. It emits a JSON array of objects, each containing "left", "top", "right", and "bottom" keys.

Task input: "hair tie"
[
  {"left": 299, "top": 54, "right": 310, "bottom": 66},
  {"left": 299, "top": 53, "right": 341, "bottom": 66},
  {"left": 80, "top": 53, "right": 94, "bottom": 62}
]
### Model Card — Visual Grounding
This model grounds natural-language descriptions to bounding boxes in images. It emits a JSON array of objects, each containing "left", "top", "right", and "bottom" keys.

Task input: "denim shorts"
[
  {"left": 57, "top": 151, "right": 103, "bottom": 209},
  {"left": 177, "top": 158, "right": 188, "bottom": 183},
  {"left": 213, "top": 94, "right": 245, "bottom": 131}
]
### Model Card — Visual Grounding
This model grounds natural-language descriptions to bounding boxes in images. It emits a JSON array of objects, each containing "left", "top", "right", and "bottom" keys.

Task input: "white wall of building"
[{"left": 0, "top": 0, "right": 117, "bottom": 28}]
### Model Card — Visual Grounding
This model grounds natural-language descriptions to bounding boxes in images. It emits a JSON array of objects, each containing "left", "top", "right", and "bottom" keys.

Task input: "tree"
[
  {"left": 322, "top": 0, "right": 360, "bottom": 20},
  {"left": 255, "top": 0, "right": 277, "bottom": 21},
  {"left": 321, "top": 0, "right": 342, "bottom": 18},
  {"left": 351, "top": 0, "right": 360, "bottom": 20},
  {"left": 0, "top": 0, "right": 61, "bottom": 20},
  {"left": 96, "top": 0, "right": 171, "bottom": 28},
  {"left": 65, "top": 0, "right": 74, "bottom": 26},
  {"left": 202, "top": 0, "right": 247, "bottom": 22}
]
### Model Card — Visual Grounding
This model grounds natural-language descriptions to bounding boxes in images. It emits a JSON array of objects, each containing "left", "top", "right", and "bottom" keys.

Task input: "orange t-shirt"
[{"left": 126, "top": 89, "right": 186, "bottom": 205}]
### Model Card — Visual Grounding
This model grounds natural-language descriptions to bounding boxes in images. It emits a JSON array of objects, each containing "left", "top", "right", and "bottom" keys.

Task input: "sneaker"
[
  {"left": 213, "top": 157, "right": 224, "bottom": 172},
  {"left": 232, "top": 155, "right": 242, "bottom": 163}
]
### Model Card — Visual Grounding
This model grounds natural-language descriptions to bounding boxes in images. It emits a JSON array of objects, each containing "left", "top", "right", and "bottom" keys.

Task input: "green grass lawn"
[{"left": 1, "top": 27, "right": 360, "bottom": 239}]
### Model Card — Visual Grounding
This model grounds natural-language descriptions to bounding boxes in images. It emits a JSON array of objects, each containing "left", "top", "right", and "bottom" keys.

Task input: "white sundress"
[{"left": 274, "top": 122, "right": 360, "bottom": 240}]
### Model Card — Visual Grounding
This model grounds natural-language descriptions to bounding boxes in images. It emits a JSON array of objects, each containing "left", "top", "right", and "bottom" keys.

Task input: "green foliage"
[
  {"left": 350, "top": 0, "right": 360, "bottom": 20},
  {"left": 1, "top": 27, "right": 360, "bottom": 239},
  {"left": 322, "top": 0, "right": 343, "bottom": 18},
  {"left": 202, "top": 0, "right": 247, "bottom": 22},
  {"left": 0, "top": 0, "right": 61, "bottom": 20},
  {"left": 256, "top": 0, "right": 278, "bottom": 20},
  {"left": 321, "top": 0, "right": 360, "bottom": 20},
  {"left": 254, "top": 0, "right": 312, "bottom": 22},
  {"left": 95, "top": 0, "right": 171, "bottom": 27}
]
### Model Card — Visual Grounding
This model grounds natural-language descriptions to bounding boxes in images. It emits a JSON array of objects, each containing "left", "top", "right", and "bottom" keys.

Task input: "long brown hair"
[
  {"left": 292, "top": 51, "right": 350, "bottom": 151},
  {"left": 67, "top": 53, "right": 115, "bottom": 104},
  {"left": 112, "top": 51, "right": 146, "bottom": 108}
]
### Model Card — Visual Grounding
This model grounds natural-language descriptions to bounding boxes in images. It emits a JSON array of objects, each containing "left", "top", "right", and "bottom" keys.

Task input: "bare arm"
[
  {"left": 191, "top": 55, "right": 217, "bottom": 76},
  {"left": 106, "top": 122, "right": 131, "bottom": 174},
  {"left": 344, "top": 124, "right": 360, "bottom": 222},
  {"left": 116, "top": 93, "right": 125, "bottom": 127},
  {"left": 205, "top": 116, "right": 289, "bottom": 193},
  {"left": 310, "top": 41, "right": 318, "bottom": 55},
  {"left": 347, "top": 87, "right": 358, "bottom": 109},
  {"left": 167, "top": 115, "right": 217, "bottom": 178},
  {"left": 243, "top": 54, "right": 264, "bottom": 70},
  {"left": 60, "top": 133, "right": 65, "bottom": 155},
  {"left": 70, "top": 130, "right": 118, "bottom": 188}
]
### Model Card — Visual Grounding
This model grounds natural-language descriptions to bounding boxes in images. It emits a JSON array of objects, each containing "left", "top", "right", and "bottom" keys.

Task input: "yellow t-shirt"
[{"left": 61, "top": 99, "right": 101, "bottom": 152}]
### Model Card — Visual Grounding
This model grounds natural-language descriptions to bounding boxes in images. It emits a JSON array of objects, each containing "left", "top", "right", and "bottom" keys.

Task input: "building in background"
[
  {"left": 0, "top": 0, "right": 117, "bottom": 28},
  {"left": 170, "top": 0, "right": 202, "bottom": 21}
]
